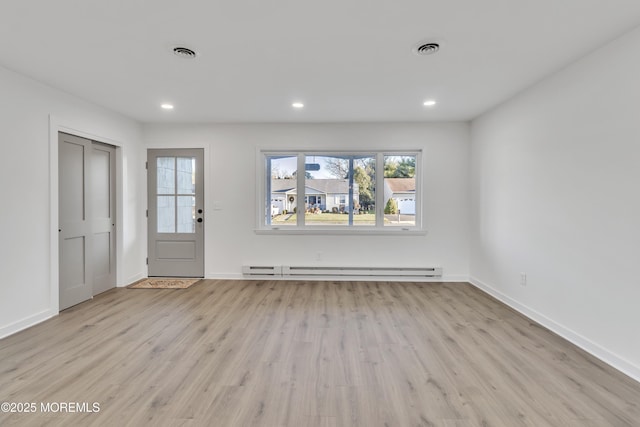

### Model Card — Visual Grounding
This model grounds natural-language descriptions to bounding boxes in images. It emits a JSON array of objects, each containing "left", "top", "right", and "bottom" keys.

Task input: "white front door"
[{"left": 147, "top": 149, "right": 204, "bottom": 277}]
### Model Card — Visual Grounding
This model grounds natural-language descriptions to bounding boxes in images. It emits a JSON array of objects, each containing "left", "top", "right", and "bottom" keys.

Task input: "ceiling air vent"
[
  {"left": 414, "top": 42, "right": 440, "bottom": 56},
  {"left": 173, "top": 47, "right": 197, "bottom": 59}
]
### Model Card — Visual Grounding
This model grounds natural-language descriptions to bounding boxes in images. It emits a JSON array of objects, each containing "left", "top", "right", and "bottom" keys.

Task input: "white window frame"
[{"left": 256, "top": 150, "right": 424, "bottom": 235}]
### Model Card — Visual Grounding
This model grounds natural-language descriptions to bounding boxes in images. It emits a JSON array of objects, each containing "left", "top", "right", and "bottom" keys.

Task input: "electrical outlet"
[{"left": 520, "top": 273, "right": 527, "bottom": 286}]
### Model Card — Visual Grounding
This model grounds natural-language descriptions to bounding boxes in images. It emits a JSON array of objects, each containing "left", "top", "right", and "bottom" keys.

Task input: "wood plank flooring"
[{"left": 1, "top": 280, "right": 639, "bottom": 426}]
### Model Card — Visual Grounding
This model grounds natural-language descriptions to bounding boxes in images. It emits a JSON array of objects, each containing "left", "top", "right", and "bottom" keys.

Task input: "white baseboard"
[
  {"left": 206, "top": 273, "right": 245, "bottom": 280},
  {"left": 121, "top": 272, "right": 146, "bottom": 287},
  {"left": 207, "top": 273, "right": 468, "bottom": 282},
  {"left": 442, "top": 275, "right": 470, "bottom": 282},
  {"left": 469, "top": 276, "right": 640, "bottom": 384},
  {"left": 0, "top": 309, "right": 57, "bottom": 340}
]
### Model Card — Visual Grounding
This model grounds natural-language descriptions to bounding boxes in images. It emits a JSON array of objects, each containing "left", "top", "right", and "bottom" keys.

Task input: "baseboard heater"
[
  {"left": 242, "top": 265, "right": 442, "bottom": 278},
  {"left": 241, "top": 265, "right": 283, "bottom": 276}
]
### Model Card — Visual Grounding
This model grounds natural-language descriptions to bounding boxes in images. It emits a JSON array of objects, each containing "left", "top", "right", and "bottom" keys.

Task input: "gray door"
[
  {"left": 91, "top": 142, "right": 116, "bottom": 295},
  {"left": 147, "top": 149, "right": 204, "bottom": 277},
  {"left": 59, "top": 133, "right": 116, "bottom": 310}
]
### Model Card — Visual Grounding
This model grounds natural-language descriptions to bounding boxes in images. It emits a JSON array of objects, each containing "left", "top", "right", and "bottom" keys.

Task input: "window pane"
[
  {"left": 157, "top": 157, "right": 175, "bottom": 195},
  {"left": 262, "top": 151, "right": 420, "bottom": 231},
  {"left": 177, "top": 196, "right": 195, "bottom": 233},
  {"left": 301, "top": 155, "right": 376, "bottom": 226},
  {"left": 268, "top": 155, "right": 297, "bottom": 226},
  {"left": 177, "top": 157, "right": 195, "bottom": 195},
  {"left": 157, "top": 196, "right": 175, "bottom": 233},
  {"left": 304, "top": 155, "right": 349, "bottom": 226},
  {"left": 383, "top": 155, "right": 416, "bottom": 227},
  {"left": 353, "top": 156, "right": 376, "bottom": 226}
]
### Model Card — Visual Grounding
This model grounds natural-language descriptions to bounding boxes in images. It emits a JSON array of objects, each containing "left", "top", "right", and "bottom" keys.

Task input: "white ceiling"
[{"left": 1, "top": 0, "right": 640, "bottom": 123}]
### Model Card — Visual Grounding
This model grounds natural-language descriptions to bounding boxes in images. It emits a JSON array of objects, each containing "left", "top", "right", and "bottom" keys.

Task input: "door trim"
[{"left": 49, "top": 115, "right": 124, "bottom": 314}]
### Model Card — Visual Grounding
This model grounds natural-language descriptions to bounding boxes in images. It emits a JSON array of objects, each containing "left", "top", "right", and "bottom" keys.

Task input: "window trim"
[{"left": 256, "top": 149, "right": 424, "bottom": 234}]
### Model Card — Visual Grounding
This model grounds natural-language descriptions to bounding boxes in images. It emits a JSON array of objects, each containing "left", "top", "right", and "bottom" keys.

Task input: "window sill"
[{"left": 254, "top": 228, "right": 427, "bottom": 236}]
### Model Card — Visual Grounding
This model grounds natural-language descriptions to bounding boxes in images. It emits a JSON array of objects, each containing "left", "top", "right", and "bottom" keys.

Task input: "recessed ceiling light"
[
  {"left": 161, "top": 103, "right": 174, "bottom": 110},
  {"left": 292, "top": 102, "right": 304, "bottom": 109},
  {"left": 423, "top": 100, "right": 437, "bottom": 107}
]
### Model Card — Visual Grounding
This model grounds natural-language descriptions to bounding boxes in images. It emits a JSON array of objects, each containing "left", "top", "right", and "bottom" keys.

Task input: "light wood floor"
[{"left": 1, "top": 281, "right": 639, "bottom": 427}]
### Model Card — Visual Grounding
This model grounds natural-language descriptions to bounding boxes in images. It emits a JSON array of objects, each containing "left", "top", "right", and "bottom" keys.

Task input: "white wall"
[
  {"left": 144, "top": 122, "right": 470, "bottom": 281},
  {"left": 2, "top": 21, "right": 638, "bottom": 385},
  {"left": 0, "top": 65, "right": 145, "bottom": 338},
  {"left": 470, "top": 26, "right": 640, "bottom": 380}
]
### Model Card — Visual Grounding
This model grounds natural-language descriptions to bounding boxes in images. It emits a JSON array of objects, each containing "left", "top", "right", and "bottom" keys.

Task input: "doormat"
[{"left": 127, "top": 278, "right": 202, "bottom": 289}]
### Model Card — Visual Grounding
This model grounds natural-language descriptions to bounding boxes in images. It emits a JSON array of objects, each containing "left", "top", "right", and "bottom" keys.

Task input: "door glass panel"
[
  {"left": 157, "top": 196, "right": 175, "bottom": 233},
  {"left": 177, "top": 196, "right": 196, "bottom": 233},
  {"left": 157, "top": 157, "right": 175, "bottom": 194},
  {"left": 156, "top": 157, "right": 196, "bottom": 233},
  {"left": 177, "top": 157, "right": 195, "bottom": 195}
]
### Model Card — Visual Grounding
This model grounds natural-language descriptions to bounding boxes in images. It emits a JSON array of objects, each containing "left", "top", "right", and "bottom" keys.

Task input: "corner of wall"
[{"left": 469, "top": 277, "right": 640, "bottom": 384}]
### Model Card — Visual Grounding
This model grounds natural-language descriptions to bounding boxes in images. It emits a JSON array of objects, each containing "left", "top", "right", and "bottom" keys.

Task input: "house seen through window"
[{"left": 263, "top": 151, "right": 420, "bottom": 230}]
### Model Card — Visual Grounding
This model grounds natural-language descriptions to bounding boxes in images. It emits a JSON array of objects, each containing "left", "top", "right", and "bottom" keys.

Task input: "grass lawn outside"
[
  {"left": 271, "top": 212, "right": 416, "bottom": 226},
  {"left": 272, "top": 212, "right": 377, "bottom": 225}
]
